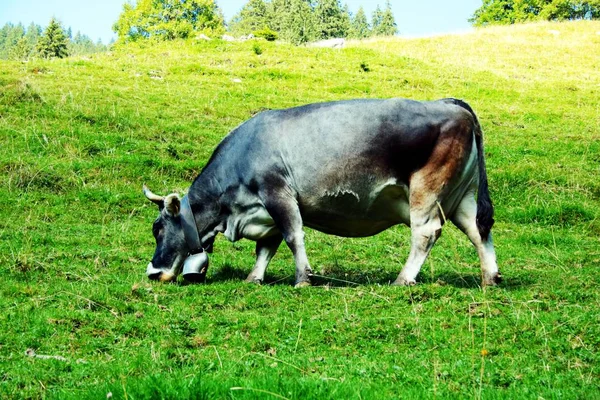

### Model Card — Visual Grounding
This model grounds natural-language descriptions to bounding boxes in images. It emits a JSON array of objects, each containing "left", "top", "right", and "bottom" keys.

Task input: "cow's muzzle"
[{"left": 146, "top": 263, "right": 176, "bottom": 282}]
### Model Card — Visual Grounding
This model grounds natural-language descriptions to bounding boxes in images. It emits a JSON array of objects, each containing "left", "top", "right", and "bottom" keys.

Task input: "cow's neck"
[
  {"left": 187, "top": 173, "right": 226, "bottom": 247},
  {"left": 180, "top": 195, "right": 203, "bottom": 254}
]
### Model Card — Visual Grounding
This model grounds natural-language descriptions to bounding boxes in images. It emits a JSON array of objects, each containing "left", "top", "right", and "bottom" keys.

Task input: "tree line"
[
  {"left": 471, "top": 0, "right": 600, "bottom": 26},
  {"left": 113, "top": 0, "right": 397, "bottom": 44},
  {"left": 228, "top": 0, "right": 397, "bottom": 44},
  {"left": 2, "top": 0, "right": 599, "bottom": 58},
  {"left": 113, "top": 0, "right": 600, "bottom": 45},
  {"left": 0, "top": 18, "right": 108, "bottom": 61}
]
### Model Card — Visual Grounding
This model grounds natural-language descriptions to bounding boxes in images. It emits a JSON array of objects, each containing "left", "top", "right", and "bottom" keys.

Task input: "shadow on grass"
[
  {"left": 203, "top": 263, "right": 295, "bottom": 286},
  {"left": 424, "top": 271, "right": 535, "bottom": 290},
  {"left": 200, "top": 263, "right": 534, "bottom": 290},
  {"left": 208, "top": 264, "right": 249, "bottom": 282}
]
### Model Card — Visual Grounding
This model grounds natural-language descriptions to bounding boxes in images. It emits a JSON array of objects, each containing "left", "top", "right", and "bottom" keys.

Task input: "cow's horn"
[{"left": 143, "top": 185, "right": 164, "bottom": 205}]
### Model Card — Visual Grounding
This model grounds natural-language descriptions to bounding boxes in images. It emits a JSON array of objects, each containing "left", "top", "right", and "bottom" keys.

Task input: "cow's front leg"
[
  {"left": 245, "top": 234, "right": 283, "bottom": 284},
  {"left": 261, "top": 188, "right": 313, "bottom": 287}
]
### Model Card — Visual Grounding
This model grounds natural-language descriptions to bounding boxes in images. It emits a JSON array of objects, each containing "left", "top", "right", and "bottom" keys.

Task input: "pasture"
[{"left": 1, "top": 20, "right": 599, "bottom": 398}]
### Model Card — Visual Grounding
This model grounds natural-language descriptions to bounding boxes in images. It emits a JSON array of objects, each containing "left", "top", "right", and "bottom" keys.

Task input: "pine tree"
[
  {"left": 10, "top": 36, "right": 31, "bottom": 61},
  {"left": 268, "top": 0, "right": 302, "bottom": 34},
  {"left": 340, "top": 4, "right": 352, "bottom": 37},
  {"left": 229, "top": 0, "right": 269, "bottom": 35},
  {"left": 96, "top": 38, "right": 107, "bottom": 52},
  {"left": 314, "top": 0, "right": 349, "bottom": 39},
  {"left": 277, "top": 0, "right": 320, "bottom": 44},
  {"left": 350, "top": 6, "right": 370, "bottom": 39},
  {"left": 6, "top": 23, "right": 26, "bottom": 49},
  {"left": 0, "top": 24, "right": 9, "bottom": 55},
  {"left": 0, "top": 23, "right": 26, "bottom": 59},
  {"left": 378, "top": 1, "right": 398, "bottom": 36},
  {"left": 70, "top": 31, "right": 91, "bottom": 55},
  {"left": 25, "top": 22, "right": 42, "bottom": 48},
  {"left": 371, "top": 5, "right": 384, "bottom": 36},
  {"left": 37, "top": 18, "right": 69, "bottom": 59}
]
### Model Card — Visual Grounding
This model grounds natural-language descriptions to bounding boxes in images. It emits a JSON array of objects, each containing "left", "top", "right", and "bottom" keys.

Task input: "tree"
[
  {"left": 470, "top": 0, "right": 600, "bottom": 26},
  {"left": 371, "top": 5, "right": 384, "bottom": 35},
  {"left": 349, "top": 6, "right": 370, "bottom": 38},
  {"left": 113, "top": 0, "right": 225, "bottom": 41},
  {"left": 96, "top": 38, "right": 107, "bottom": 52},
  {"left": 277, "top": 0, "right": 320, "bottom": 44},
  {"left": 37, "top": 18, "right": 69, "bottom": 58},
  {"left": 314, "top": 0, "right": 350, "bottom": 39},
  {"left": 70, "top": 31, "right": 93, "bottom": 55},
  {"left": 378, "top": 1, "right": 398, "bottom": 36},
  {"left": 340, "top": 4, "right": 352, "bottom": 37},
  {"left": 10, "top": 36, "right": 31, "bottom": 60},
  {"left": 1, "top": 23, "right": 26, "bottom": 58},
  {"left": 470, "top": 0, "right": 519, "bottom": 25},
  {"left": 25, "top": 22, "right": 42, "bottom": 48},
  {"left": 266, "top": 0, "right": 288, "bottom": 33},
  {"left": 540, "top": 0, "right": 600, "bottom": 19},
  {"left": 229, "top": 0, "right": 269, "bottom": 35},
  {"left": 7, "top": 23, "right": 26, "bottom": 46}
]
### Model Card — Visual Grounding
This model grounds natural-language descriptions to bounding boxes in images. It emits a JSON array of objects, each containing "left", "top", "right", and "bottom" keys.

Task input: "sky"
[{"left": 0, "top": 0, "right": 482, "bottom": 44}]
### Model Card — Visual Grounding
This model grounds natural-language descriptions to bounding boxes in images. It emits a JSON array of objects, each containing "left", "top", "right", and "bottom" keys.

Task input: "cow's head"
[{"left": 143, "top": 185, "right": 209, "bottom": 283}]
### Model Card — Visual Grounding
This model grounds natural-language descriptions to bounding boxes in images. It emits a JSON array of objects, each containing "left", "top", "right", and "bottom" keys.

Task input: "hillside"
[{"left": 0, "top": 20, "right": 599, "bottom": 398}]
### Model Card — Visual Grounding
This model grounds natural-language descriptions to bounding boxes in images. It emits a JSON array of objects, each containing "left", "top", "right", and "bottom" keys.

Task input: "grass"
[{"left": 1, "top": 20, "right": 599, "bottom": 399}]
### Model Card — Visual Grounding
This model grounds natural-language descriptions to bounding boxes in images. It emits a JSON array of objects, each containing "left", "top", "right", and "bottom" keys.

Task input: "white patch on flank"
[
  {"left": 225, "top": 205, "right": 277, "bottom": 242},
  {"left": 222, "top": 188, "right": 277, "bottom": 242},
  {"left": 324, "top": 188, "right": 360, "bottom": 202}
]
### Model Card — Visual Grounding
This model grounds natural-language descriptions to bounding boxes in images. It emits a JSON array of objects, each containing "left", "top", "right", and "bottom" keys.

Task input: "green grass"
[{"left": 1, "top": 20, "right": 599, "bottom": 399}]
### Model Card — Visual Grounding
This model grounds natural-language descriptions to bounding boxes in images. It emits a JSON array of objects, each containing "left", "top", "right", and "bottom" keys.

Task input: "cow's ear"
[{"left": 164, "top": 194, "right": 181, "bottom": 217}]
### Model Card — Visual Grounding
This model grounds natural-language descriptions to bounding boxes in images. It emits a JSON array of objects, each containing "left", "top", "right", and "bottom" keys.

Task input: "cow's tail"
[{"left": 444, "top": 98, "right": 494, "bottom": 241}]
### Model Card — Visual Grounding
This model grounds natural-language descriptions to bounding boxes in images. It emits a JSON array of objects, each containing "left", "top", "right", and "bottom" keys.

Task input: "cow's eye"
[{"left": 152, "top": 221, "right": 162, "bottom": 237}]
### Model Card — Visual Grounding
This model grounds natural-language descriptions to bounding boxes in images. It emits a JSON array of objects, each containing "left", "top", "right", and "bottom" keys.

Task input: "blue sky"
[{"left": 0, "top": 0, "right": 482, "bottom": 43}]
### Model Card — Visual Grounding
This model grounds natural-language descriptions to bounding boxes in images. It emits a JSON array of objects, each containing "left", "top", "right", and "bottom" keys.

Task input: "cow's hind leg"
[
  {"left": 451, "top": 192, "right": 501, "bottom": 286},
  {"left": 393, "top": 203, "right": 443, "bottom": 286},
  {"left": 245, "top": 234, "right": 283, "bottom": 284},
  {"left": 393, "top": 116, "right": 474, "bottom": 286}
]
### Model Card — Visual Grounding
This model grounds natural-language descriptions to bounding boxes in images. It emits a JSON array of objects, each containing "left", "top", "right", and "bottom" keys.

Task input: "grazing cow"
[{"left": 144, "top": 98, "right": 501, "bottom": 287}]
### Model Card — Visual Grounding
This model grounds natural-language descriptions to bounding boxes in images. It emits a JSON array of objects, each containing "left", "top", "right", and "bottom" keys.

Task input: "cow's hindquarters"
[{"left": 394, "top": 111, "right": 477, "bottom": 286}]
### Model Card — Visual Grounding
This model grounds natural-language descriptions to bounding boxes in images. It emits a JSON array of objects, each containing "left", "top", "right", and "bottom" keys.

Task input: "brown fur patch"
[{"left": 409, "top": 115, "right": 473, "bottom": 210}]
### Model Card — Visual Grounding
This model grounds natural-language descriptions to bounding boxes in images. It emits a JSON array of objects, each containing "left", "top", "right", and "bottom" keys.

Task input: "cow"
[{"left": 143, "top": 98, "right": 501, "bottom": 287}]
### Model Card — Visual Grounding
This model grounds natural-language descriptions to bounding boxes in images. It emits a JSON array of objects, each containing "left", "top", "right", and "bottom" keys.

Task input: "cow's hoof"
[
  {"left": 391, "top": 277, "right": 416, "bottom": 286},
  {"left": 294, "top": 281, "right": 312, "bottom": 288},
  {"left": 245, "top": 276, "right": 263, "bottom": 285},
  {"left": 483, "top": 272, "right": 502, "bottom": 287}
]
